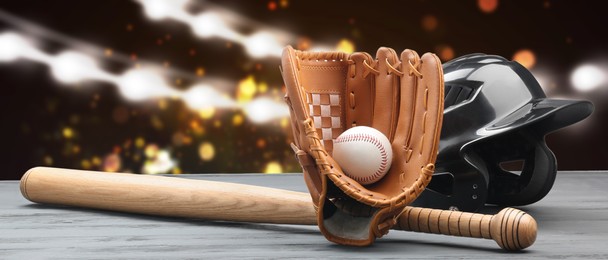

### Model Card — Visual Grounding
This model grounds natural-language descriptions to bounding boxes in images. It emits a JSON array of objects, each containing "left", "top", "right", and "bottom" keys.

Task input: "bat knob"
[{"left": 491, "top": 208, "right": 537, "bottom": 251}]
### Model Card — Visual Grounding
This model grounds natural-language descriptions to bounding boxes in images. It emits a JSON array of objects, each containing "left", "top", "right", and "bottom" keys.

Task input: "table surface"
[{"left": 2, "top": 171, "right": 608, "bottom": 259}]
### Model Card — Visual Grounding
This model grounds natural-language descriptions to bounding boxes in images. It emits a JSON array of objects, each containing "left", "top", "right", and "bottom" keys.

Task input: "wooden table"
[{"left": 2, "top": 172, "right": 607, "bottom": 259}]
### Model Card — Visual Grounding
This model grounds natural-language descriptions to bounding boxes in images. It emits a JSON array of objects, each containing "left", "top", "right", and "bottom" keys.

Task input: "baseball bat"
[{"left": 20, "top": 167, "right": 536, "bottom": 250}]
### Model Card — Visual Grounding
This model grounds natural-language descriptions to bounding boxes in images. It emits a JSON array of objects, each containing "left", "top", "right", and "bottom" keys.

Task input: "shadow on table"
[
  {"left": 353, "top": 239, "right": 518, "bottom": 254},
  {"left": 21, "top": 203, "right": 319, "bottom": 235},
  {"left": 21, "top": 203, "right": 539, "bottom": 253}
]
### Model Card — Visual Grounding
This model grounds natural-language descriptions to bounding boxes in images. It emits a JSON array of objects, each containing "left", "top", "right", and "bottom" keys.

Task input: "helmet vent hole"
[
  {"left": 499, "top": 160, "right": 525, "bottom": 176},
  {"left": 444, "top": 84, "right": 474, "bottom": 108}
]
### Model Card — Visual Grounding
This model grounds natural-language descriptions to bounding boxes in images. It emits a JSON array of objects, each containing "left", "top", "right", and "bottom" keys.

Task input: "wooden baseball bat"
[{"left": 20, "top": 167, "right": 536, "bottom": 251}]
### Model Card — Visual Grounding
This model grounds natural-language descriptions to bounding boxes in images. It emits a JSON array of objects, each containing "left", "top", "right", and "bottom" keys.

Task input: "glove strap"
[
  {"left": 291, "top": 143, "right": 313, "bottom": 168},
  {"left": 372, "top": 208, "right": 401, "bottom": 238}
]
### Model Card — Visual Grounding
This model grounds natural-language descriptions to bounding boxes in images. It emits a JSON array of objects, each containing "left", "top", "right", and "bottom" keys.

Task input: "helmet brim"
[{"left": 480, "top": 98, "right": 593, "bottom": 136}]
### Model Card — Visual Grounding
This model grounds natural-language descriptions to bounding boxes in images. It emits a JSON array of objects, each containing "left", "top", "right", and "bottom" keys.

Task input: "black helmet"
[{"left": 411, "top": 54, "right": 594, "bottom": 212}]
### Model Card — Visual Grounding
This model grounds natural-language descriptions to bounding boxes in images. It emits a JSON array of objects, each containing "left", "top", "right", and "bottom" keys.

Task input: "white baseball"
[{"left": 332, "top": 126, "right": 393, "bottom": 185}]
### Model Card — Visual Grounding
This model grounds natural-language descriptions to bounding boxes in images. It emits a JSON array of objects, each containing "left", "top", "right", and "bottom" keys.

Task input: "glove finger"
[
  {"left": 281, "top": 46, "right": 309, "bottom": 148},
  {"left": 391, "top": 49, "right": 420, "bottom": 184},
  {"left": 372, "top": 47, "right": 400, "bottom": 140},
  {"left": 408, "top": 53, "right": 444, "bottom": 167},
  {"left": 345, "top": 52, "right": 375, "bottom": 129}
]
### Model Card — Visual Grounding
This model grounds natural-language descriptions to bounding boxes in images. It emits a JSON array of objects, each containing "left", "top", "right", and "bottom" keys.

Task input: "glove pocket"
[{"left": 317, "top": 156, "right": 393, "bottom": 246}]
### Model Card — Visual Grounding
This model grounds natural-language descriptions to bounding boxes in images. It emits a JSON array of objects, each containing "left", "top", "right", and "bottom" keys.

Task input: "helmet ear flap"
[
  {"left": 413, "top": 129, "right": 558, "bottom": 211},
  {"left": 482, "top": 130, "right": 557, "bottom": 206},
  {"left": 412, "top": 149, "right": 489, "bottom": 212}
]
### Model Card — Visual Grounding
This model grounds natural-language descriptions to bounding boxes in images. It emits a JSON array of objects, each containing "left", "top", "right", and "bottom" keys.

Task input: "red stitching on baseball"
[{"left": 335, "top": 132, "right": 389, "bottom": 183}]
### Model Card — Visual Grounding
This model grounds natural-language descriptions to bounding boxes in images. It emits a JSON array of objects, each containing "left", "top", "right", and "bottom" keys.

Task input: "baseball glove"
[{"left": 281, "top": 46, "right": 444, "bottom": 246}]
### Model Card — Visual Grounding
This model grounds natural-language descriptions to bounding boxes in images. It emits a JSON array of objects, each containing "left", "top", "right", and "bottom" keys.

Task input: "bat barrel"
[{"left": 20, "top": 167, "right": 317, "bottom": 225}]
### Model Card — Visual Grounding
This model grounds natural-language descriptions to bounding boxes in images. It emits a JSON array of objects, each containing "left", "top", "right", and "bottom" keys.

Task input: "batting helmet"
[{"left": 411, "top": 54, "right": 594, "bottom": 211}]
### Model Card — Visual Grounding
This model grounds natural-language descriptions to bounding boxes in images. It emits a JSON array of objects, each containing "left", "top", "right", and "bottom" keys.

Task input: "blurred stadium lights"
[
  {"left": 182, "top": 84, "right": 236, "bottom": 109},
  {"left": 243, "top": 97, "right": 290, "bottom": 124},
  {"left": 0, "top": 31, "right": 290, "bottom": 123},
  {"left": 138, "top": 0, "right": 190, "bottom": 20},
  {"left": 0, "top": 32, "right": 43, "bottom": 62},
  {"left": 135, "top": 0, "right": 292, "bottom": 58},
  {"left": 571, "top": 64, "right": 606, "bottom": 92}
]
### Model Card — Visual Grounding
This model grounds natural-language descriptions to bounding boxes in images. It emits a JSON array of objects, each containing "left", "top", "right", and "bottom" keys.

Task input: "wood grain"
[
  {"left": 21, "top": 167, "right": 316, "bottom": 225},
  {"left": 397, "top": 206, "right": 536, "bottom": 250}
]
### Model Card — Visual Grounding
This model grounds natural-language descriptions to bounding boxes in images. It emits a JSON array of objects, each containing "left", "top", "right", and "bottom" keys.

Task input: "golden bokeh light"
[
  {"left": 512, "top": 49, "right": 536, "bottom": 69},
  {"left": 198, "top": 107, "right": 215, "bottom": 119},
  {"left": 158, "top": 99, "right": 168, "bottom": 110},
  {"left": 237, "top": 75, "right": 257, "bottom": 102},
  {"left": 258, "top": 82, "right": 268, "bottom": 93},
  {"left": 478, "top": 0, "right": 499, "bottom": 14},
  {"left": 113, "top": 145, "right": 121, "bottom": 154},
  {"left": 72, "top": 145, "right": 81, "bottom": 154},
  {"left": 62, "top": 127, "right": 74, "bottom": 139},
  {"left": 280, "top": 118, "right": 289, "bottom": 128},
  {"left": 256, "top": 138, "right": 267, "bottom": 149},
  {"left": 297, "top": 37, "right": 312, "bottom": 50},
  {"left": 91, "top": 156, "right": 102, "bottom": 166},
  {"left": 255, "top": 63, "right": 263, "bottom": 71},
  {"left": 103, "top": 153, "right": 121, "bottom": 172},
  {"left": 190, "top": 120, "right": 206, "bottom": 135},
  {"left": 144, "top": 144, "right": 159, "bottom": 158},
  {"left": 135, "top": 137, "right": 145, "bottom": 148},
  {"left": 279, "top": 0, "right": 289, "bottom": 8},
  {"left": 198, "top": 142, "right": 215, "bottom": 161},
  {"left": 264, "top": 161, "right": 283, "bottom": 174},
  {"left": 172, "top": 132, "right": 191, "bottom": 146},
  {"left": 196, "top": 67, "right": 205, "bottom": 77},
  {"left": 182, "top": 135, "right": 193, "bottom": 145},
  {"left": 142, "top": 149, "right": 176, "bottom": 174},
  {"left": 421, "top": 15, "right": 438, "bottom": 32},
  {"left": 268, "top": 1, "right": 277, "bottom": 11},
  {"left": 435, "top": 45, "right": 455, "bottom": 61},
  {"left": 233, "top": 114, "right": 244, "bottom": 126},
  {"left": 336, "top": 39, "right": 355, "bottom": 54},
  {"left": 43, "top": 155, "right": 53, "bottom": 166},
  {"left": 81, "top": 159, "right": 92, "bottom": 170}
]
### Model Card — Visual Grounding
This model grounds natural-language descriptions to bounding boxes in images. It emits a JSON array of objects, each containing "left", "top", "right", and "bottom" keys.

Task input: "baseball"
[{"left": 332, "top": 126, "right": 393, "bottom": 185}]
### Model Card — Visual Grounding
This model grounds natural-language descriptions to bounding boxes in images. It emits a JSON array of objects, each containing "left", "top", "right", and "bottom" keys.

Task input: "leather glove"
[{"left": 281, "top": 45, "right": 445, "bottom": 246}]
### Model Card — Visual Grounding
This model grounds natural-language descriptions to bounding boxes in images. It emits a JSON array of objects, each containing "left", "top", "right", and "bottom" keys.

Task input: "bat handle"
[{"left": 396, "top": 206, "right": 537, "bottom": 251}]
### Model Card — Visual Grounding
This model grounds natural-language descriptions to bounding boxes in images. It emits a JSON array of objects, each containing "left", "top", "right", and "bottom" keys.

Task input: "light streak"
[
  {"left": 135, "top": 0, "right": 295, "bottom": 58},
  {"left": 0, "top": 31, "right": 289, "bottom": 123}
]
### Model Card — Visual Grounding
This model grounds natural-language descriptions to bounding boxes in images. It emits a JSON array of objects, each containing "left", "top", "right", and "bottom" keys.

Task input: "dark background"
[{"left": 1, "top": 0, "right": 606, "bottom": 180}]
